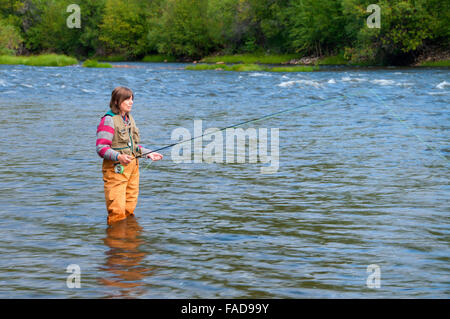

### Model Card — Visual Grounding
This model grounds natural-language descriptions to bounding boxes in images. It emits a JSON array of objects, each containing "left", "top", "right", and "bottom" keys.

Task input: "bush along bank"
[{"left": 0, "top": 54, "right": 78, "bottom": 66}]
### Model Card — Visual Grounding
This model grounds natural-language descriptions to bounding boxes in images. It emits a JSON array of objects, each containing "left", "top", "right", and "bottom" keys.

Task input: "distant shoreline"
[{"left": 1, "top": 52, "right": 449, "bottom": 68}]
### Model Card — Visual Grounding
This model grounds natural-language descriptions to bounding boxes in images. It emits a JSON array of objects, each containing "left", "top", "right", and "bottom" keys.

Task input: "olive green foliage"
[
  {"left": 218, "top": 0, "right": 291, "bottom": 53},
  {"left": 99, "top": 0, "right": 153, "bottom": 58},
  {"left": 342, "top": 0, "right": 447, "bottom": 64},
  {"left": 0, "top": 0, "right": 448, "bottom": 65},
  {"left": 285, "top": 0, "right": 348, "bottom": 56},
  {"left": 0, "top": 18, "right": 23, "bottom": 54},
  {"left": 78, "top": 0, "right": 106, "bottom": 57},
  {"left": 0, "top": 53, "right": 77, "bottom": 66},
  {"left": 419, "top": 60, "right": 450, "bottom": 67},
  {"left": 147, "top": 0, "right": 216, "bottom": 58},
  {"left": 269, "top": 65, "right": 318, "bottom": 72},
  {"left": 0, "top": 0, "right": 24, "bottom": 28},
  {"left": 25, "top": 0, "right": 80, "bottom": 54},
  {"left": 0, "top": 0, "right": 25, "bottom": 55},
  {"left": 82, "top": 59, "right": 112, "bottom": 68},
  {"left": 318, "top": 54, "right": 349, "bottom": 65}
]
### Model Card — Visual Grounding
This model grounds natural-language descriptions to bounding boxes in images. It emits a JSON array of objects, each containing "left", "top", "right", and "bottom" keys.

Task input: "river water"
[{"left": 0, "top": 63, "right": 448, "bottom": 298}]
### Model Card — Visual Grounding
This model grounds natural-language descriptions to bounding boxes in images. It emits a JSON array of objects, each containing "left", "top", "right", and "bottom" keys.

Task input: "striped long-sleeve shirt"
[{"left": 96, "top": 114, "right": 151, "bottom": 161}]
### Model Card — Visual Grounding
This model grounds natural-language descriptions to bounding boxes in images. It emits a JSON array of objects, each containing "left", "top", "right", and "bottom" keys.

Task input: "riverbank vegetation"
[
  {"left": 200, "top": 54, "right": 300, "bottom": 64},
  {"left": 270, "top": 66, "right": 318, "bottom": 72},
  {"left": 186, "top": 63, "right": 318, "bottom": 72},
  {"left": 0, "top": 53, "right": 77, "bottom": 66},
  {"left": 82, "top": 59, "right": 112, "bottom": 68},
  {"left": 0, "top": 0, "right": 448, "bottom": 66},
  {"left": 142, "top": 55, "right": 177, "bottom": 63},
  {"left": 419, "top": 60, "right": 450, "bottom": 67}
]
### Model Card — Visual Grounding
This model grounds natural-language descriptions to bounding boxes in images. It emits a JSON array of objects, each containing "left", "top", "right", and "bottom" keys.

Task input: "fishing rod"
[{"left": 133, "top": 90, "right": 369, "bottom": 160}]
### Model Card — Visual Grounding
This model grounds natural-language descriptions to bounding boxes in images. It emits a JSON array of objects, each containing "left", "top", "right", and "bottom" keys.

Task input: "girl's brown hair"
[{"left": 109, "top": 86, "right": 134, "bottom": 114}]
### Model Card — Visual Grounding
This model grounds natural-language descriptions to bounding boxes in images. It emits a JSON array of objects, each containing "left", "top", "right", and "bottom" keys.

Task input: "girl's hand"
[
  {"left": 147, "top": 152, "right": 163, "bottom": 161},
  {"left": 118, "top": 154, "right": 133, "bottom": 165}
]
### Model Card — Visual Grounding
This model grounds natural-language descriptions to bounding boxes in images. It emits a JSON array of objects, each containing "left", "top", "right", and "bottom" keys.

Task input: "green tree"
[
  {"left": 420, "top": 0, "right": 449, "bottom": 46},
  {"left": 342, "top": 0, "right": 443, "bottom": 64},
  {"left": 0, "top": 0, "right": 24, "bottom": 27},
  {"left": 208, "top": 0, "right": 290, "bottom": 54},
  {"left": 99, "top": 0, "right": 152, "bottom": 58},
  {"left": 0, "top": 18, "right": 23, "bottom": 54},
  {"left": 77, "top": 0, "right": 106, "bottom": 57},
  {"left": 1, "top": 0, "right": 447, "bottom": 63},
  {"left": 239, "top": 0, "right": 290, "bottom": 53},
  {"left": 205, "top": 0, "right": 238, "bottom": 53},
  {"left": 381, "top": 1, "right": 435, "bottom": 52},
  {"left": 147, "top": 0, "right": 217, "bottom": 58},
  {"left": 24, "top": 0, "right": 83, "bottom": 54},
  {"left": 285, "top": 0, "right": 348, "bottom": 56}
]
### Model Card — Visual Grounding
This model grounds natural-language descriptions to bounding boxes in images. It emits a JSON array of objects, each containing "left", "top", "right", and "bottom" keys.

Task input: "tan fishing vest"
[{"left": 109, "top": 113, "right": 142, "bottom": 157}]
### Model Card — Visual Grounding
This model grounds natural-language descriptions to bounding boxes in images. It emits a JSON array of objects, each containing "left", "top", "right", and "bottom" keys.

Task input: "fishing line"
[
  {"left": 368, "top": 89, "right": 449, "bottom": 163},
  {"left": 134, "top": 90, "right": 370, "bottom": 160}
]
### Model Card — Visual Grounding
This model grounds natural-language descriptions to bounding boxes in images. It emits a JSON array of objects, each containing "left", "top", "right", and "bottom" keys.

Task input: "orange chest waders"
[{"left": 102, "top": 112, "right": 142, "bottom": 225}]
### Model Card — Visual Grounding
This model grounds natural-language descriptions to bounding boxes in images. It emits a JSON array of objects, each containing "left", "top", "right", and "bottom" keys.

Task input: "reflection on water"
[{"left": 99, "top": 216, "right": 152, "bottom": 298}]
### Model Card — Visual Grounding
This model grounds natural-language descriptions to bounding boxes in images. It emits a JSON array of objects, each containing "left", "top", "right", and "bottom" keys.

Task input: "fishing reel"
[{"left": 114, "top": 163, "right": 124, "bottom": 174}]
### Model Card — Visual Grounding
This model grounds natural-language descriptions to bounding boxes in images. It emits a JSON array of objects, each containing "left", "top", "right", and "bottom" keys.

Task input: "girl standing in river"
[{"left": 96, "top": 86, "right": 163, "bottom": 225}]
